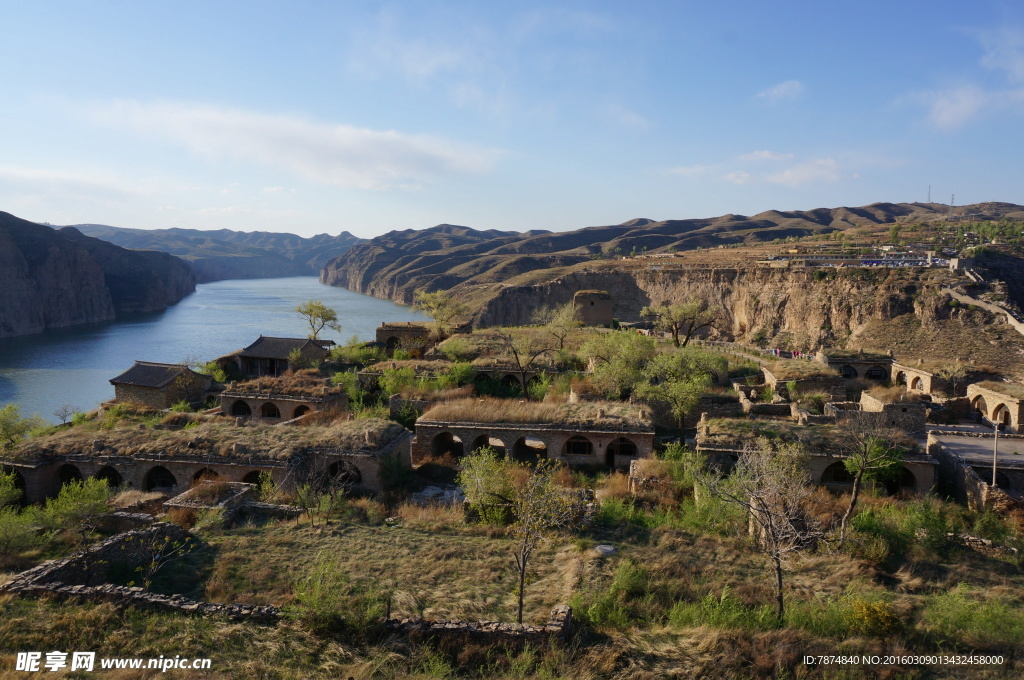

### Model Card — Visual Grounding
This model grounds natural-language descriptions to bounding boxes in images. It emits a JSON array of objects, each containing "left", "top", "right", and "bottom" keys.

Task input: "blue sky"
[{"left": 1, "top": 1, "right": 1022, "bottom": 238}]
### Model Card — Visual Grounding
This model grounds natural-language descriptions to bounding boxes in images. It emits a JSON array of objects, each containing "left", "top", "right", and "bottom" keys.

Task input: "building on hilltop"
[
  {"left": 230, "top": 336, "right": 331, "bottom": 378},
  {"left": 573, "top": 290, "right": 613, "bottom": 327},
  {"left": 814, "top": 349, "right": 892, "bottom": 383},
  {"left": 109, "top": 361, "right": 212, "bottom": 409}
]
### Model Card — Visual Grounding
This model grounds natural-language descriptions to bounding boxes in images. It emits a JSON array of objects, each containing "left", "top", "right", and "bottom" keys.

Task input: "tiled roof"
[
  {"left": 238, "top": 336, "right": 329, "bottom": 360},
  {"left": 109, "top": 361, "right": 202, "bottom": 388}
]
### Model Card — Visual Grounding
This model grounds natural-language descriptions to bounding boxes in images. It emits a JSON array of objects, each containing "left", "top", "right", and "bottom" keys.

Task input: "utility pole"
[{"left": 992, "top": 423, "right": 999, "bottom": 487}]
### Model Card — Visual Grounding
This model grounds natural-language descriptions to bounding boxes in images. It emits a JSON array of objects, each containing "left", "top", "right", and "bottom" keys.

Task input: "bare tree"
[
  {"left": 696, "top": 440, "right": 824, "bottom": 624},
  {"left": 641, "top": 299, "right": 719, "bottom": 347},
  {"left": 53, "top": 404, "right": 76, "bottom": 425},
  {"left": 494, "top": 330, "right": 553, "bottom": 400},
  {"left": 533, "top": 303, "right": 583, "bottom": 350},
  {"left": 936, "top": 360, "right": 968, "bottom": 397}
]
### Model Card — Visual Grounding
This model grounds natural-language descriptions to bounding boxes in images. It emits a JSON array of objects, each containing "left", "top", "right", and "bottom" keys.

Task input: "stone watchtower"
[{"left": 573, "top": 290, "right": 613, "bottom": 327}]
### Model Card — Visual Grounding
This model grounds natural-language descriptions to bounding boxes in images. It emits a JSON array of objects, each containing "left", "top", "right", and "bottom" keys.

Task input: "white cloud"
[
  {"left": 93, "top": 101, "right": 498, "bottom": 189},
  {"left": 756, "top": 80, "right": 804, "bottom": 103},
  {"left": 978, "top": 27, "right": 1024, "bottom": 83},
  {"left": 922, "top": 84, "right": 989, "bottom": 130},
  {"left": 765, "top": 158, "right": 840, "bottom": 186},
  {"left": 740, "top": 150, "right": 794, "bottom": 161},
  {"left": 0, "top": 165, "right": 148, "bottom": 197},
  {"left": 722, "top": 170, "right": 752, "bottom": 184}
]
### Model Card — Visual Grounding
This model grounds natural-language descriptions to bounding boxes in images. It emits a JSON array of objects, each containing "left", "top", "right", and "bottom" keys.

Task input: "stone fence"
[
  {"left": 385, "top": 605, "right": 572, "bottom": 645},
  {"left": 1, "top": 523, "right": 280, "bottom": 623}
]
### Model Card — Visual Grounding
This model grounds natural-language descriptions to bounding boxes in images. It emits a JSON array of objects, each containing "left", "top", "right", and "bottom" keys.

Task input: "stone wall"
[
  {"left": 0, "top": 523, "right": 279, "bottom": 622},
  {"left": 386, "top": 605, "right": 572, "bottom": 645}
]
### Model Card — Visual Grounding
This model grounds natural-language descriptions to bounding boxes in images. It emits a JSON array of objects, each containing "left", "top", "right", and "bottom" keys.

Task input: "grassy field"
[{"left": 3, "top": 479, "right": 1024, "bottom": 679}]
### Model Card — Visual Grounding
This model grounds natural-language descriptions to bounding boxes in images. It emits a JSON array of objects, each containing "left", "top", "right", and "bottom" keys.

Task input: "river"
[{"left": 0, "top": 277, "right": 426, "bottom": 422}]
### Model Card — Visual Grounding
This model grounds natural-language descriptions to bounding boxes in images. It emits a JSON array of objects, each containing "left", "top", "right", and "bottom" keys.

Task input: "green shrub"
[
  {"left": 923, "top": 584, "right": 1024, "bottom": 649},
  {"left": 668, "top": 587, "right": 777, "bottom": 630},
  {"left": 290, "top": 552, "right": 385, "bottom": 635},
  {"left": 440, "top": 338, "right": 472, "bottom": 362},
  {"left": 0, "top": 506, "right": 46, "bottom": 555}
]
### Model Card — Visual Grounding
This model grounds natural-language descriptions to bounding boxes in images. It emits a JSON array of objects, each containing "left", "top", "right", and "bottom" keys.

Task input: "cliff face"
[
  {"left": 475, "top": 266, "right": 959, "bottom": 349},
  {"left": 0, "top": 212, "right": 195, "bottom": 337},
  {"left": 0, "top": 215, "right": 115, "bottom": 337},
  {"left": 70, "top": 223, "right": 364, "bottom": 283}
]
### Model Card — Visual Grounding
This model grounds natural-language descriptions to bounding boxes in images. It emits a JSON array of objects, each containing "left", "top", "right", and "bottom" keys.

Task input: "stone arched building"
[{"left": 967, "top": 382, "right": 1024, "bottom": 432}]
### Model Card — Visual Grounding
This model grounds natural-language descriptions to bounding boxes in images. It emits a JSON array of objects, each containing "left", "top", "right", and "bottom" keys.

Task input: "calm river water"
[{"left": 0, "top": 277, "right": 426, "bottom": 421}]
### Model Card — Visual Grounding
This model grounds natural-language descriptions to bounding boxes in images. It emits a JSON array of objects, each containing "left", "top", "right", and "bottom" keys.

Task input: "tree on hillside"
[
  {"left": 936, "top": 360, "right": 968, "bottom": 397},
  {"left": 533, "top": 302, "right": 583, "bottom": 349},
  {"left": 634, "top": 347, "right": 727, "bottom": 431},
  {"left": 696, "top": 440, "right": 824, "bottom": 624},
  {"left": 641, "top": 299, "right": 719, "bottom": 348},
  {"left": 494, "top": 330, "right": 553, "bottom": 400},
  {"left": 835, "top": 413, "right": 910, "bottom": 542},
  {"left": 0, "top": 405, "right": 44, "bottom": 452},
  {"left": 412, "top": 290, "right": 469, "bottom": 340},
  {"left": 296, "top": 300, "right": 341, "bottom": 340},
  {"left": 579, "top": 331, "right": 658, "bottom": 399},
  {"left": 458, "top": 450, "right": 584, "bottom": 624}
]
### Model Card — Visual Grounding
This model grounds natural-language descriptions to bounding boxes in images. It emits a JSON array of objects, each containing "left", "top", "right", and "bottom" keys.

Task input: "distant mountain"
[
  {"left": 320, "top": 201, "right": 1024, "bottom": 314},
  {"left": 0, "top": 211, "right": 195, "bottom": 338},
  {"left": 68, "top": 224, "right": 365, "bottom": 283}
]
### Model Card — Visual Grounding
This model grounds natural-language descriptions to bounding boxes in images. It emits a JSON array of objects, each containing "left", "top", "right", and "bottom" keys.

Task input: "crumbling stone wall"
[{"left": 386, "top": 605, "right": 572, "bottom": 645}]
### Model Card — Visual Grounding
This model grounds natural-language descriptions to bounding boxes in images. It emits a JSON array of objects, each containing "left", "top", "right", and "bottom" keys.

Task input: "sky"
[{"left": 1, "top": 1, "right": 1023, "bottom": 239}]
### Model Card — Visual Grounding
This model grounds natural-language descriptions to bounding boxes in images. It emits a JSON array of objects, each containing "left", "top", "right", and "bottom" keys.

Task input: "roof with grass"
[
  {"left": 109, "top": 361, "right": 205, "bottom": 388},
  {"left": 973, "top": 381, "right": 1024, "bottom": 400},
  {"left": 418, "top": 398, "right": 652, "bottom": 431},
  {"left": 238, "top": 336, "right": 329, "bottom": 359},
  {"left": 365, "top": 359, "right": 456, "bottom": 375},
  {"left": 224, "top": 370, "right": 342, "bottom": 398},
  {"left": 818, "top": 348, "right": 892, "bottom": 362},
  {"left": 8, "top": 416, "right": 408, "bottom": 463},
  {"left": 764, "top": 360, "right": 840, "bottom": 381}
]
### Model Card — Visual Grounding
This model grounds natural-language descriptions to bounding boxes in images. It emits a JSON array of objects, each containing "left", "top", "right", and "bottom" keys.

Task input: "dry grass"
[
  {"left": 365, "top": 359, "right": 455, "bottom": 375},
  {"left": 11, "top": 417, "right": 407, "bottom": 463},
  {"left": 764, "top": 360, "right": 839, "bottom": 380},
  {"left": 975, "top": 380, "right": 1024, "bottom": 399},
  {"left": 228, "top": 369, "right": 340, "bottom": 397},
  {"left": 865, "top": 385, "right": 927, "bottom": 403},
  {"left": 395, "top": 501, "right": 466, "bottom": 530},
  {"left": 702, "top": 418, "right": 848, "bottom": 453},
  {"left": 397, "top": 384, "right": 473, "bottom": 400},
  {"left": 419, "top": 397, "right": 652, "bottom": 430},
  {"left": 109, "top": 489, "right": 165, "bottom": 509}
]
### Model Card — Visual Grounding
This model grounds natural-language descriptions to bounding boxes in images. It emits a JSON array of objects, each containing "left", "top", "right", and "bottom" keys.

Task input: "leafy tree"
[
  {"left": 0, "top": 506, "right": 45, "bottom": 555},
  {"left": 636, "top": 374, "right": 710, "bottom": 432},
  {"left": 0, "top": 469, "right": 23, "bottom": 508},
  {"left": 835, "top": 413, "right": 910, "bottom": 542},
  {"left": 635, "top": 347, "right": 726, "bottom": 431},
  {"left": 696, "top": 440, "right": 824, "bottom": 624},
  {"left": 641, "top": 299, "right": 719, "bottom": 347},
  {"left": 0, "top": 404, "right": 45, "bottom": 451},
  {"left": 43, "top": 478, "right": 113, "bottom": 541},
  {"left": 295, "top": 300, "right": 342, "bottom": 340},
  {"left": 412, "top": 290, "right": 469, "bottom": 340},
  {"left": 534, "top": 303, "right": 584, "bottom": 349},
  {"left": 579, "top": 331, "right": 658, "bottom": 399}
]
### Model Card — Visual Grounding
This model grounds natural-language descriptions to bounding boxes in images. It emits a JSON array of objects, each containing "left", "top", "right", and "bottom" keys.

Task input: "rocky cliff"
[
  {"left": 70, "top": 223, "right": 364, "bottom": 283},
  {"left": 0, "top": 212, "right": 196, "bottom": 337}
]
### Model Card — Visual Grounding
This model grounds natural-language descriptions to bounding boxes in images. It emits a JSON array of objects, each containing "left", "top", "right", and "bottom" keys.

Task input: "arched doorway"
[
  {"left": 512, "top": 436, "right": 548, "bottom": 463},
  {"left": 840, "top": 364, "right": 858, "bottom": 379},
  {"left": 261, "top": 402, "right": 281, "bottom": 419},
  {"left": 970, "top": 394, "right": 988, "bottom": 418},
  {"left": 884, "top": 467, "right": 918, "bottom": 495},
  {"left": 606, "top": 437, "right": 638, "bottom": 468},
  {"left": 992, "top": 404, "right": 1012, "bottom": 429},
  {"left": 500, "top": 374, "right": 523, "bottom": 396},
  {"left": 242, "top": 470, "right": 263, "bottom": 484},
  {"left": 328, "top": 460, "right": 362, "bottom": 488},
  {"left": 57, "top": 464, "right": 84, "bottom": 486},
  {"left": 431, "top": 432, "right": 465, "bottom": 458},
  {"left": 2, "top": 467, "right": 26, "bottom": 506},
  {"left": 94, "top": 466, "right": 123, "bottom": 488},
  {"left": 910, "top": 376, "right": 922, "bottom": 390},
  {"left": 385, "top": 336, "right": 400, "bottom": 352},
  {"left": 895, "top": 371, "right": 908, "bottom": 386},
  {"left": 471, "top": 434, "right": 506, "bottom": 457},
  {"left": 144, "top": 466, "right": 178, "bottom": 492},
  {"left": 231, "top": 400, "right": 252, "bottom": 417},
  {"left": 192, "top": 468, "right": 219, "bottom": 485},
  {"left": 865, "top": 366, "right": 888, "bottom": 381},
  {"left": 562, "top": 435, "right": 593, "bottom": 458},
  {"left": 821, "top": 461, "right": 855, "bottom": 488},
  {"left": 293, "top": 405, "right": 311, "bottom": 419}
]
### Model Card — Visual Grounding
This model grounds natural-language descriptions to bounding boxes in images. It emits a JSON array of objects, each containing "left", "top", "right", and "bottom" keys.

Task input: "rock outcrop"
[{"left": 0, "top": 211, "right": 196, "bottom": 338}]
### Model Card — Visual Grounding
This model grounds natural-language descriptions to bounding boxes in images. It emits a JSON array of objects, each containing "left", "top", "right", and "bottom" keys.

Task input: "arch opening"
[
  {"left": 471, "top": 434, "right": 506, "bottom": 457},
  {"left": 57, "top": 464, "right": 84, "bottom": 486},
  {"left": 431, "top": 432, "right": 465, "bottom": 458},
  {"left": 910, "top": 376, "right": 922, "bottom": 390},
  {"left": 512, "top": 436, "right": 548, "bottom": 463},
  {"left": 821, "top": 461, "right": 855, "bottom": 487},
  {"left": 293, "top": 405, "right": 311, "bottom": 419},
  {"left": 231, "top": 400, "right": 252, "bottom": 417},
  {"left": 144, "top": 466, "right": 178, "bottom": 492},
  {"left": 840, "top": 364, "right": 858, "bottom": 379},
  {"left": 192, "top": 468, "right": 220, "bottom": 485},
  {"left": 607, "top": 437, "right": 638, "bottom": 469},
  {"left": 992, "top": 403, "right": 1012, "bottom": 429},
  {"left": 562, "top": 435, "right": 593, "bottom": 458},
  {"left": 94, "top": 466, "right": 123, "bottom": 488},
  {"left": 260, "top": 402, "right": 281, "bottom": 419},
  {"left": 865, "top": 366, "right": 888, "bottom": 380},
  {"left": 884, "top": 466, "right": 917, "bottom": 496},
  {"left": 242, "top": 470, "right": 263, "bottom": 485},
  {"left": 895, "top": 371, "right": 908, "bottom": 386},
  {"left": 328, "top": 460, "right": 362, "bottom": 487}
]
